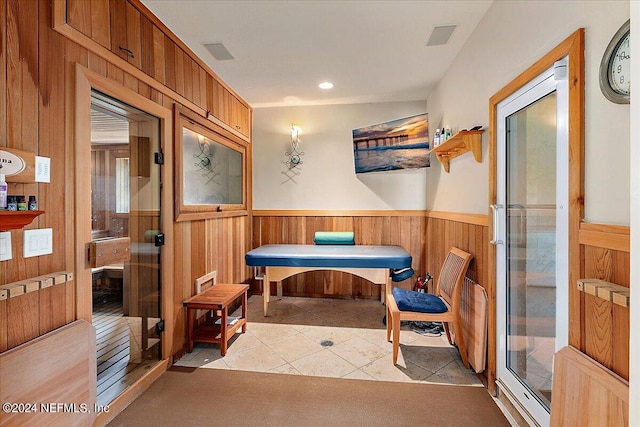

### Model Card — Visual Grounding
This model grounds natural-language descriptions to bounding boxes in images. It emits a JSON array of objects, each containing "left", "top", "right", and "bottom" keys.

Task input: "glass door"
[
  {"left": 90, "top": 91, "right": 163, "bottom": 407},
  {"left": 494, "top": 62, "right": 569, "bottom": 426}
]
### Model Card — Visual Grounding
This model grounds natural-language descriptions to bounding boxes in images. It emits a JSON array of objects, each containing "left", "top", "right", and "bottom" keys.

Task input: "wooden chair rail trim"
[
  {"left": 0, "top": 271, "right": 73, "bottom": 300},
  {"left": 251, "top": 209, "right": 488, "bottom": 226},
  {"left": 578, "top": 222, "right": 630, "bottom": 252},
  {"left": 251, "top": 209, "right": 428, "bottom": 217},
  {"left": 578, "top": 229, "right": 629, "bottom": 253},
  {"left": 580, "top": 222, "right": 630, "bottom": 235}
]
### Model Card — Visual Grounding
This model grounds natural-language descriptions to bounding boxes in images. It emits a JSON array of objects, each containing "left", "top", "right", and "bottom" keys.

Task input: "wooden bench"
[{"left": 183, "top": 283, "right": 249, "bottom": 356}]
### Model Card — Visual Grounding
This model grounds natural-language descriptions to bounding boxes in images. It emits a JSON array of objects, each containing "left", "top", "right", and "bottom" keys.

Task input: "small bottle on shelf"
[
  {"left": 444, "top": 125, "right": 452, "bottom": 140},
  {"left": 28, "top": 195, "right": 37, "bottom": 211},
  {"left": 433, "top": 129, "right": 440, "bottom": 147},
  {"left": 17, "top": 195, "right": 27, "bottom": 211},
  {"left": 7, "top": 196, "right": 17, "bottom": 211}
]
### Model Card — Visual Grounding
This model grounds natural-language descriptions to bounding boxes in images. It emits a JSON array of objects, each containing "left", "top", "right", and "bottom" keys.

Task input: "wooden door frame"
[
  {"left": 487, "top": 29, "right": 584, "bottom": 395},
  {"left": 70, "top": 63, "right": 175, "bottom": 423}
]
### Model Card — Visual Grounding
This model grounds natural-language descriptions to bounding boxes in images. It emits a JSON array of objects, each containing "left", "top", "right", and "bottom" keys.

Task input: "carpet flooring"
[{"left": 109, "top": 367, "right": 510, "bottom": 426}]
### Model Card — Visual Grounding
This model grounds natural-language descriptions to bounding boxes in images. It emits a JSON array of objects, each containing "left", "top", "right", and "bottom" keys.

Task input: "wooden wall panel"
[
  {"left": 581, "top": 241, "right": 630, "bottom": 380},
  {"left": 124, "top": 1, "right": 141, "bottom": 68},
  {"left": 425, "top": 217, "right": 488, "bottom": 288},
  {"left": 0, "top": 299, "right": 6, "bottom": 352},
  {"left": 7, "top": 293, "right": 40, "bottom": 348},
  {"left": 1, "top": 0, "right": 6, "bottom": 151},
  {"left": 252, "top": 215, "right": 428, "bottom": 299},
  {"left": 90, "top": 0, "right": 110, "bottom": 49},
  {"left": 3, "top": 0, "right": 253, "bottom": 385},
  {"left": 251, "top": 213, "right": 487, "bottom": 300},
  {"left": 109, "top": 0, "right": 127, "bottom": 61},
  {"left": 0, "top": 277, "right": 75, "bottom": 351},
  {"left": 37, "top": 0, "right": 66, "bottom": 275},
  {"left": 171, "top": 215, "right": 251, "bottom": 360}
]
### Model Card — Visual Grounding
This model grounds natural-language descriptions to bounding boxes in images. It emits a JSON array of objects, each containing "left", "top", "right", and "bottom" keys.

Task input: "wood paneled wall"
[
  {"left": 251, "top": 212, "right": 427, "bottom": 299},
  {"left": 0, "top": 273, "right": 74, "bottom": 352},
  {"left": 2, "top": 0, "right": 253, "bottom": 374},
  {"left": 172, "top": 215, "right": 252, "bottom": 360},
  {"left": 578, "top": 223, "right": 630, "bottom": 380}
]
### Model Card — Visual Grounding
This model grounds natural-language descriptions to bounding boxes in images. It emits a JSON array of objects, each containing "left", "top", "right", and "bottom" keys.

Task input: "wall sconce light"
[
  {"left": 284, "top": 124, "right": 304, "bottom": 169},
  {"left": 282, "top": 124, "right": 304, "bottom": 184}
]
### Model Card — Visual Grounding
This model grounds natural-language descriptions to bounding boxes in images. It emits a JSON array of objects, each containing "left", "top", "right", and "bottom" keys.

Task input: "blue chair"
[{"left": 386, "top": 247, "right": 472, "bottom": 368}]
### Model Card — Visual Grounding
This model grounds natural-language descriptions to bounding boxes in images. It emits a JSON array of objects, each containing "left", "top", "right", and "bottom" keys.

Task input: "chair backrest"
[
  {"left": 195, "top": 270, "right": 218, "bottom": 294},
  {"left": 436, "top": 247, "right": 473, "bottom": 309}
]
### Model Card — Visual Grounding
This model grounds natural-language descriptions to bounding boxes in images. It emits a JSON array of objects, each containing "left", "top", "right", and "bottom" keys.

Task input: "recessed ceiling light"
[{"left": 318, "top": 82, "right": 334, "bottom": 90}]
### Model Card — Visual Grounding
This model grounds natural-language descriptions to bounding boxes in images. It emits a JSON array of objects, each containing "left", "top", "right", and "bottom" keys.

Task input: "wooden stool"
[{"left": 183, "top": 283, "right": 249, "bottom": 356}]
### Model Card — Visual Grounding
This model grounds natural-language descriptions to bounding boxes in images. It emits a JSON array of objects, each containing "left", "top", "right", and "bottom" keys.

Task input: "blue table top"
[{"left": 245, "top": 244, "right": 412, "bottom": 269}]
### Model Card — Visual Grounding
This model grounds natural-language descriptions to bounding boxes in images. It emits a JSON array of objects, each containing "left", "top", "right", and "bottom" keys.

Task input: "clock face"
[
  {"left": 610, "top": 33, "right": 630, "bottom": 96},
  {"left": 599, "top": 20, "right": 630, "bottom": 104}
]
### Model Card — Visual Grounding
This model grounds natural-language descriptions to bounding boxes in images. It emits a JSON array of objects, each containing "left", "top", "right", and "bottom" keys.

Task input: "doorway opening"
[{"left": 90, "top": 91, "right": 163, "bottom": 407}]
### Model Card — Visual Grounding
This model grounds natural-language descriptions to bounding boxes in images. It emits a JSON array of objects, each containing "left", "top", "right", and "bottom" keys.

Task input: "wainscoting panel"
[
  {"left": 251, "top": 213, "right": 427, "bottom": 299},
  {"left": 579, "top": 223, "right": 630, "bottom": 380},
  {"left": 172, "top": 214, "right": 252, "bottom": 359}
]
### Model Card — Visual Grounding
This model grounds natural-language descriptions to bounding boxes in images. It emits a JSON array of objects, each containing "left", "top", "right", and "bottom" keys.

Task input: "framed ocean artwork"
[{"left": 352, "top": 113, "right": 430, "bottom": 173}]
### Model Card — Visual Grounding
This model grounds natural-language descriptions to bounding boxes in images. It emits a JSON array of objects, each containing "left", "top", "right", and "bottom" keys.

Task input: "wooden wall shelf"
[
  {"left": 577, "top": 278, "right": 630, "bottom": 308},
  {"left": 0, "top": 211, "right": 44, "bottom": 231},
  {"left": 429, "top": 129, "right": 484, "bottom": 173}
]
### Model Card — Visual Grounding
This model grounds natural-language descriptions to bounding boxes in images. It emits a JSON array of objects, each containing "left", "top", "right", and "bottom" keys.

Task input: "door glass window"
[
  {"left": 90, "top": 91, "right": 162, "bottom": 407},
  {"left": 505, "top": 92, "right": 557, "bottom": 409}
]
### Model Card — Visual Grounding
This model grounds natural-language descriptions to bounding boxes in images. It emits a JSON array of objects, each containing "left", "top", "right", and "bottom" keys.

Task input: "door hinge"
[
  {"left": 154, "top": 151, "right": 164, "bottom": 165},
  {"left": 155, "top": 319, "right": 165, "bottom": 334},
  {"left": 154, "top": 233, "right": 165, "bottom": 247}
]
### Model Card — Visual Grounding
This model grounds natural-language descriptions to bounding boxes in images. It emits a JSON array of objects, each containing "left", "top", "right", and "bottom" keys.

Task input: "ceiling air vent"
[
  {"left": 203, "top": 42, "right": 234, "bottom": 60},
  {"left": 426, "top": 25, "right": 457, "bottom": 46}
]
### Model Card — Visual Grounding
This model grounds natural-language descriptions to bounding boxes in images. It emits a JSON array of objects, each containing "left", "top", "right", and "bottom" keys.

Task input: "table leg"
[
  {"left": 276, "top": 281, "right": 283, "bottom": 299},
  {"left": 186, "top": 307, "right": 194, "bottom": 353},
  {"left": 263, "top": 268, "right": 270, "bottom": 316},
  {"left": 384, "top": 272, "right": 392, "bottom": 305},
  {"left": 220, "top": 305, "right": 228, "bottom": 356},
  {"left": 242, "top": 290, "right": 248, "bottom": 333}
]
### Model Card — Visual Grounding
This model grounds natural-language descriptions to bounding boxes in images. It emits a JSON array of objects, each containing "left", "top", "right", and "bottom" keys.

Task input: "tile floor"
[{"left": 174, "top": 295, "right": 482, "bottom": 386}]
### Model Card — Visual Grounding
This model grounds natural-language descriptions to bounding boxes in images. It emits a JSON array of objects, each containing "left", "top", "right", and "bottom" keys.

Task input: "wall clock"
[{"left": 599, "top": 19, "right": 630, "bottom": 104}]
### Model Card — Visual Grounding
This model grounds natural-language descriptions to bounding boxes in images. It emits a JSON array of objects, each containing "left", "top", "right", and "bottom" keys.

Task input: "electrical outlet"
[
  {"left": 23, "top": 228, "right": 53, "bottom": 258},
  {"left": 0, "top": 232, "right": 11, "bottom": 261}
]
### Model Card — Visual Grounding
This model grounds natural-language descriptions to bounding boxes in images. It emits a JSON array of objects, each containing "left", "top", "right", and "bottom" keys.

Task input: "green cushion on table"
[{"left": 313, "top": 231, "right": 355, "bottom": 245}]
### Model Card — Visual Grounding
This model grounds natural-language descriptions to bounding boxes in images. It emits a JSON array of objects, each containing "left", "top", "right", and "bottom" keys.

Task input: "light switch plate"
[
  {"left": 0, "top": 231, "right": 11, "bottom": 261},
  {"left": 35, "top": 155, "right": 51, "bottom": 183},
  {"left": 23, "top": 228, "right": 53, "bottom": 258}
]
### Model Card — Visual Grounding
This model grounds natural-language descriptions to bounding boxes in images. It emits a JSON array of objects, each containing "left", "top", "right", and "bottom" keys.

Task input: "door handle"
[{"left": 490, "top": 204, "right": 503, "bottom": 245}]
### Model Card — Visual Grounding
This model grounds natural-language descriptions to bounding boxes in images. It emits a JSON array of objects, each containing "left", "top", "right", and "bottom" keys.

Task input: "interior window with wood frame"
[{"left": 174, "top": 105, "right": 248, "bottom": 221}]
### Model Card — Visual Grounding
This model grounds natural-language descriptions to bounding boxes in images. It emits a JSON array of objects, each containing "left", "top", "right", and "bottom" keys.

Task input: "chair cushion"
[{"left": 392, "top": 287, "right": 448, "bottom": 313}]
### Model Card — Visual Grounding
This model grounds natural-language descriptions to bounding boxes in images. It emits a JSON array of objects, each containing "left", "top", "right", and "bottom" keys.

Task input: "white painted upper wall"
[
  {"left": 252, "top": 102, "right": 428, "bottom": 210},
  {"left": 252, "top": 1, "right": 630, "bottom": 222},
  {"left": 427, "top": 0, "right": 630, "bottom": 224}
]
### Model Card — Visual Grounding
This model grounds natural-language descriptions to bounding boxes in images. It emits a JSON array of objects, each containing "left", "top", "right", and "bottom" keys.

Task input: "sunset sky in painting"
[{"left": 352, "top": 113, "right": 429, "bottom": 142}]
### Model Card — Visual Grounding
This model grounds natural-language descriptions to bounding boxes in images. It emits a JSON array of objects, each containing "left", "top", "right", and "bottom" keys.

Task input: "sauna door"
[
  {"left": 90, "top": 91, "right": 163, "bottom": 406},
  {"left": 494, "top": 61, "right": 569, "bottom": 427}
]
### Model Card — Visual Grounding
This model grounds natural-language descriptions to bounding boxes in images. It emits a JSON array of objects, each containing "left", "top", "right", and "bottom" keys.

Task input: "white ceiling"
[{"left": 141, "top": 0, "right": 493, "bottom": 108}]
